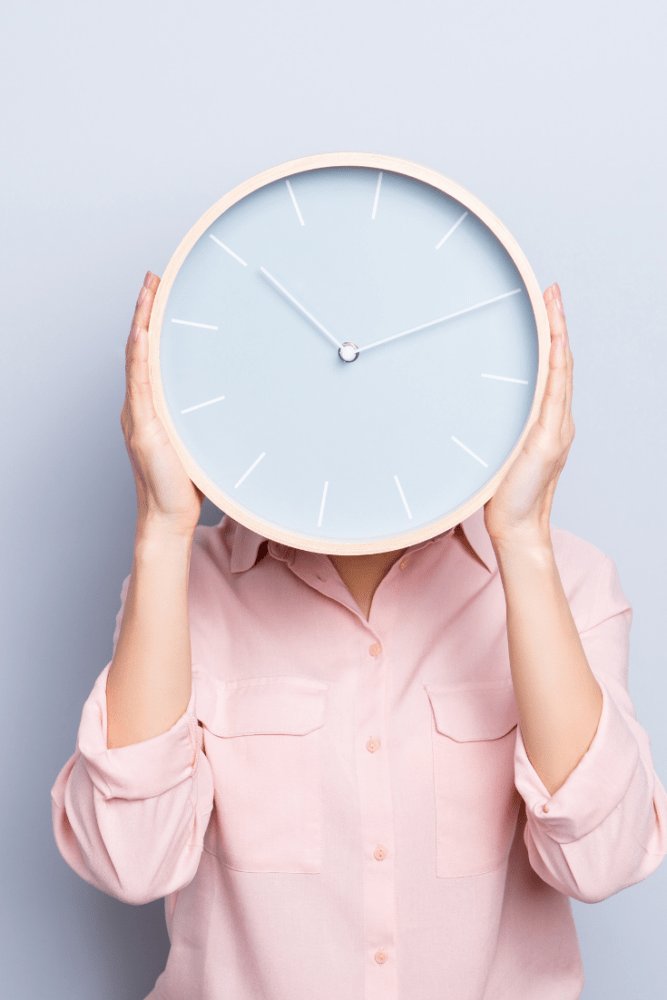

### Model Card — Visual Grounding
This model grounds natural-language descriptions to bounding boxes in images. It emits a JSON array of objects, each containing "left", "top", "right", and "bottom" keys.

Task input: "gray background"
[{"left": 1, "top": 1, "right": 665, "bottom": 996}]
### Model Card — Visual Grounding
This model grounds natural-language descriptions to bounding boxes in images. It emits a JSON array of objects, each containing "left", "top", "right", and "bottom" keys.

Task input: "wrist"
[
  {"left": 134, "top": 514, "right": 196, "bottom": 553},
  {"left": 488, "top": 525, "right": 554, "bottom": 563}
]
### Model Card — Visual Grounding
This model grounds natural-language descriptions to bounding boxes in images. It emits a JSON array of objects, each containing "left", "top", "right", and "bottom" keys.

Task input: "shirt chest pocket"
[
  {"left": 198, "top": 675, "right": 328, "bottom": 874},
  {"left": 425, "top": 683, "right": 522, "bottom": 878}
]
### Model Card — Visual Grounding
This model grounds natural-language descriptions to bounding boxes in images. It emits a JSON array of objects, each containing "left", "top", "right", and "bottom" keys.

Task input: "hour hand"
[{"left": 259, "top": 267, "right": 343, "bottom": 350}]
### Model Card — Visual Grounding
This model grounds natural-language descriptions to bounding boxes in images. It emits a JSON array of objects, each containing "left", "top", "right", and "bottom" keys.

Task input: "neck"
[{"left": 328, "top": 549, "right": 406, "bottom": 620}]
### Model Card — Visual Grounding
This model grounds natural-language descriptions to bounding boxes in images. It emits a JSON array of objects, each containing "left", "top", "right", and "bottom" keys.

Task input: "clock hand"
[
  {"left": 259, "top": 267, "right": 343, "bottom": 350},
  {"left": 357, "top": 288, "right": 523, "bottom": 354}
]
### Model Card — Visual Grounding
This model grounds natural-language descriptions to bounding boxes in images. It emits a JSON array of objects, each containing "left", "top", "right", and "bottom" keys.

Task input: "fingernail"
[
  {"left": 137, "top": 286, "right": 147, "bottom": 306},
  {"left": 553, "top": 283, "right": 564, "bottom": 315},
  {"left": 143, "top": 271, "right": 153, "bottom": 289}
]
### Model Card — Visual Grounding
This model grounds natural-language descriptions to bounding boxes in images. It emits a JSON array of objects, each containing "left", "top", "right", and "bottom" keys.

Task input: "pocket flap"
[
  {"left": 197, "top": 674, "right": 328, "bottom": 737},
  {"left": 424, "top": 682, "right": 518, "bottom": 742}
]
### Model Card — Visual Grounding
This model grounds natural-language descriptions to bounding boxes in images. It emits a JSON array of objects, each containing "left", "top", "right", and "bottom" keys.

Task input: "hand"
[
  {"left": 483, "top": 282, "right": 574, "bottom": 546},
  {"left": 121, "top": 271, "right": 205, "bottom": 537},
  {"left": 358, "top": 287, "right": 522, "bottom": 353},
  {"left": 259, "top": 267, "right": 343, "bottom": 350}
]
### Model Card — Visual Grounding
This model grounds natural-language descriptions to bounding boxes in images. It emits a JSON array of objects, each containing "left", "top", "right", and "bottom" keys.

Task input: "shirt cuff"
[
  {"left": 76, "top": 663, "right": 202, "bottom": 802},
  {"left": 513, "top": 675, "right": 640, "bottom": 843}
]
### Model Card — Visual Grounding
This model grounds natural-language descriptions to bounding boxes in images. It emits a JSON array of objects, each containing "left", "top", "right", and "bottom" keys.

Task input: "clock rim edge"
[{"left": 148, "top": 151, "right": 551, "bottom": 555}]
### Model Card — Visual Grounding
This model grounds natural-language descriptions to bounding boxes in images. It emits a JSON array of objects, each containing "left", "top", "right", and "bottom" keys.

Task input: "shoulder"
[
  {"left": 191, "top": 514, "right": 236, "bottom": 574},
  {"left": 549, "top": 523, "right": 631, "bottom": 628},
  {"left": 185, "top": 517, "right": 246, "bottom": 626},
  {"left": 550, "top": 522, "right": 608, "bottom": 573},
  {"left": 189, "top": 514, "right": 266, "bottom": 589}
]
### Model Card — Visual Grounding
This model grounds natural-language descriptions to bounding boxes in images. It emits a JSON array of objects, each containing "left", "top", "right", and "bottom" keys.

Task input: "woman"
[{"left": 52, "top": 272, "right": 667, "bottom": 1000}]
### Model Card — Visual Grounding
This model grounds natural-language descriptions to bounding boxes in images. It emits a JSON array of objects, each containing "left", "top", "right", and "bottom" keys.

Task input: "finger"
[
  {"left": 544, "top": 281, "right": 567, "bottom": 342},
  {"left": 550, "top": 283, "right": 574, "bottom": 418},
  {"left": 554, "top": 284, "right": 574, "bottom": 443},
  {"left": 127, "top": 271, "right": 161, "bottom": 356},
  {"left": 136, "top": 271, "right": 160, "bottom": 329},
  {"left": 125, "top": 320, "right": 156, "bottom": 428},
  {"left": 125, "top": 274, "right": 161, "bottom": 421},
  {"left": 539, "top": 284, "right": 569, "bottom": 433},
  {"left": 127, "top": 271, "right": 152, "bottom": 353},
  {"left": 558, "top": 286, "right": 574, "bottom": 427}
]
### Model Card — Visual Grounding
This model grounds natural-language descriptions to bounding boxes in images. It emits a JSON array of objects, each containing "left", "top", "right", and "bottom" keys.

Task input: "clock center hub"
[{"left": 339, "top": 342, "right": 360, "bottom": 363}]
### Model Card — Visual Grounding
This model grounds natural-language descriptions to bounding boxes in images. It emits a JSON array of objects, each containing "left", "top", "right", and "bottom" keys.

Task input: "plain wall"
[{"left": 1, "top": 1, "right": 665, "bottom": 996}]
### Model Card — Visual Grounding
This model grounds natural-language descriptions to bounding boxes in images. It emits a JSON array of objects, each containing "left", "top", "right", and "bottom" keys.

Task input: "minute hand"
[{"left": 357, "top": 288, "right": 523, "bottom": 354}]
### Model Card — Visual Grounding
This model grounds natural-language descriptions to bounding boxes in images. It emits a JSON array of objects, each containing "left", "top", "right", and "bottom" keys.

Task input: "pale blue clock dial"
[{"left": 160, "top": 166, "right": 538, "bottom": 544}]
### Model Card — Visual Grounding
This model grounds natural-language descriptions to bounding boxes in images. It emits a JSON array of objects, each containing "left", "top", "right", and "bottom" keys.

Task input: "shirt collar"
[{"left": 226, "top": 504, "right": 497, "bottom": 575}]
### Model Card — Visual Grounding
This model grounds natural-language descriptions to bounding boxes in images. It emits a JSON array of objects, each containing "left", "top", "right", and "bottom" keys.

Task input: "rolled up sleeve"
[
  {"left": 514, "top": 554, "right": 667, "bottom": 903},
  {"left": 50, "top": 576, "right": 214, "bottom": 905}
]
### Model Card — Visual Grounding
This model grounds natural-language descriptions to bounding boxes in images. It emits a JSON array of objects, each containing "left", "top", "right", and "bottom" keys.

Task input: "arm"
[
  {"left": 106, "top": 523, "right": 195, "bottom": 747},
  {"left": 485, "top": 282, "right": 598, "bottom": 796},
  {"left": 508, "top": 549, "right": 667, "bottom": 903},
  {"left": 107, "top": 270, "right": 205, "bottom": 748},
  {"left": 492, "top": 531, "right": 603, "bottom": 798},
  {"left": 484, "top": 284, "right": 667, "bottom": 901},
  {"left": 51, "top": 272, "right": 214, "bottom": 904}
]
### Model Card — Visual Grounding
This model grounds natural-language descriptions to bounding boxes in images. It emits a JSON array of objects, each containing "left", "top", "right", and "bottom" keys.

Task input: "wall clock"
[{"left": 148, "top": 152, "right": 549, "bottom": 555}]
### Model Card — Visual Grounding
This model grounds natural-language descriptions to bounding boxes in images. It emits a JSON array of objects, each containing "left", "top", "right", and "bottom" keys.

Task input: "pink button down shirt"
[{"left": 51, "top": 507, "right": 667, "bottom": 1000}]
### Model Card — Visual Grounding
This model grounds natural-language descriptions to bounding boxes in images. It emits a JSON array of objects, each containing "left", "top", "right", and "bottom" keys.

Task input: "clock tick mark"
[
  {"left": 318, "top": 481, "right": 329, "bottom": 528},
  {"left": 285, "top": 179, "right": 305, "bottom": 226},
  {"left": 234, "top": 452, "right": 266, "bottom": 489},
  {"left": 394, "top": 475, "right": 413, "bottom": 520},
  {"left": 481, "top": 373, "right": 529, "bottom": 384},
  {"left": 171, "top": 319, "right": 219, "bottom": 330},
  {"left": 451, "top": 437, "right": 488, "bottom": 468},
  {"left": 371, "top": 171, "right": 383, "bottom": 220},
  {"left": 180, "top": 395, "right": 225, "bottom": 414},
  {"left": 435, "top": 211, "right": 469, "bottom": 250},
  {"left": 209, "top": 234, "right": 248, "bottom": 266}
]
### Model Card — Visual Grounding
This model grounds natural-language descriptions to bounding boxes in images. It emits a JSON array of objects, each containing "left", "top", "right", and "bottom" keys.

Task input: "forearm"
[
  {"left": 106, "top": 520, "right": 195, "bottom": 748},
  {"left": 492, "top": 531, "right": 603, "bottom": 797}
]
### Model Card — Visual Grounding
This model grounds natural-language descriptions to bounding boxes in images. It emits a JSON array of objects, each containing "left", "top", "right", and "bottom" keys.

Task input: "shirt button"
[
  {"left": 374, "top": 949, "right": 389, "bottom": 964},
  {"left": 399, "top": 558, "right": 408, "bottom": 570},
  {"left": 369, "top": 642, "right": 382, "bottom": 657},
  {"left": 373, "top": 844, "right": 388, "bottom": 861},
  {"left": 366, "top": 737, "right": 381, "bottom": 753}
]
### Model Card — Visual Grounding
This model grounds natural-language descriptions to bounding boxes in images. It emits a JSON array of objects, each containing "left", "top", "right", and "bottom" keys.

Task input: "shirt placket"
[
  {"left": 272, "top": 542, "right": 432, "bottom": 1000},
  {"left": 356, "top": 574, "right": 402, "bottom": 1000}
]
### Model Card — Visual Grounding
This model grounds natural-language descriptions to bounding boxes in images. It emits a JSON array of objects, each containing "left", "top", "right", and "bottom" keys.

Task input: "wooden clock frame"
[{"left": 148, "top": 151, "right": 550, "bottom": 555}]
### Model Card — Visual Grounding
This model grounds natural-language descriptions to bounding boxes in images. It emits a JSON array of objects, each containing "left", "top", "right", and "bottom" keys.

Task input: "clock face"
[{"left": 151, "top": 156, "right": 547, "bottom": 553}]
